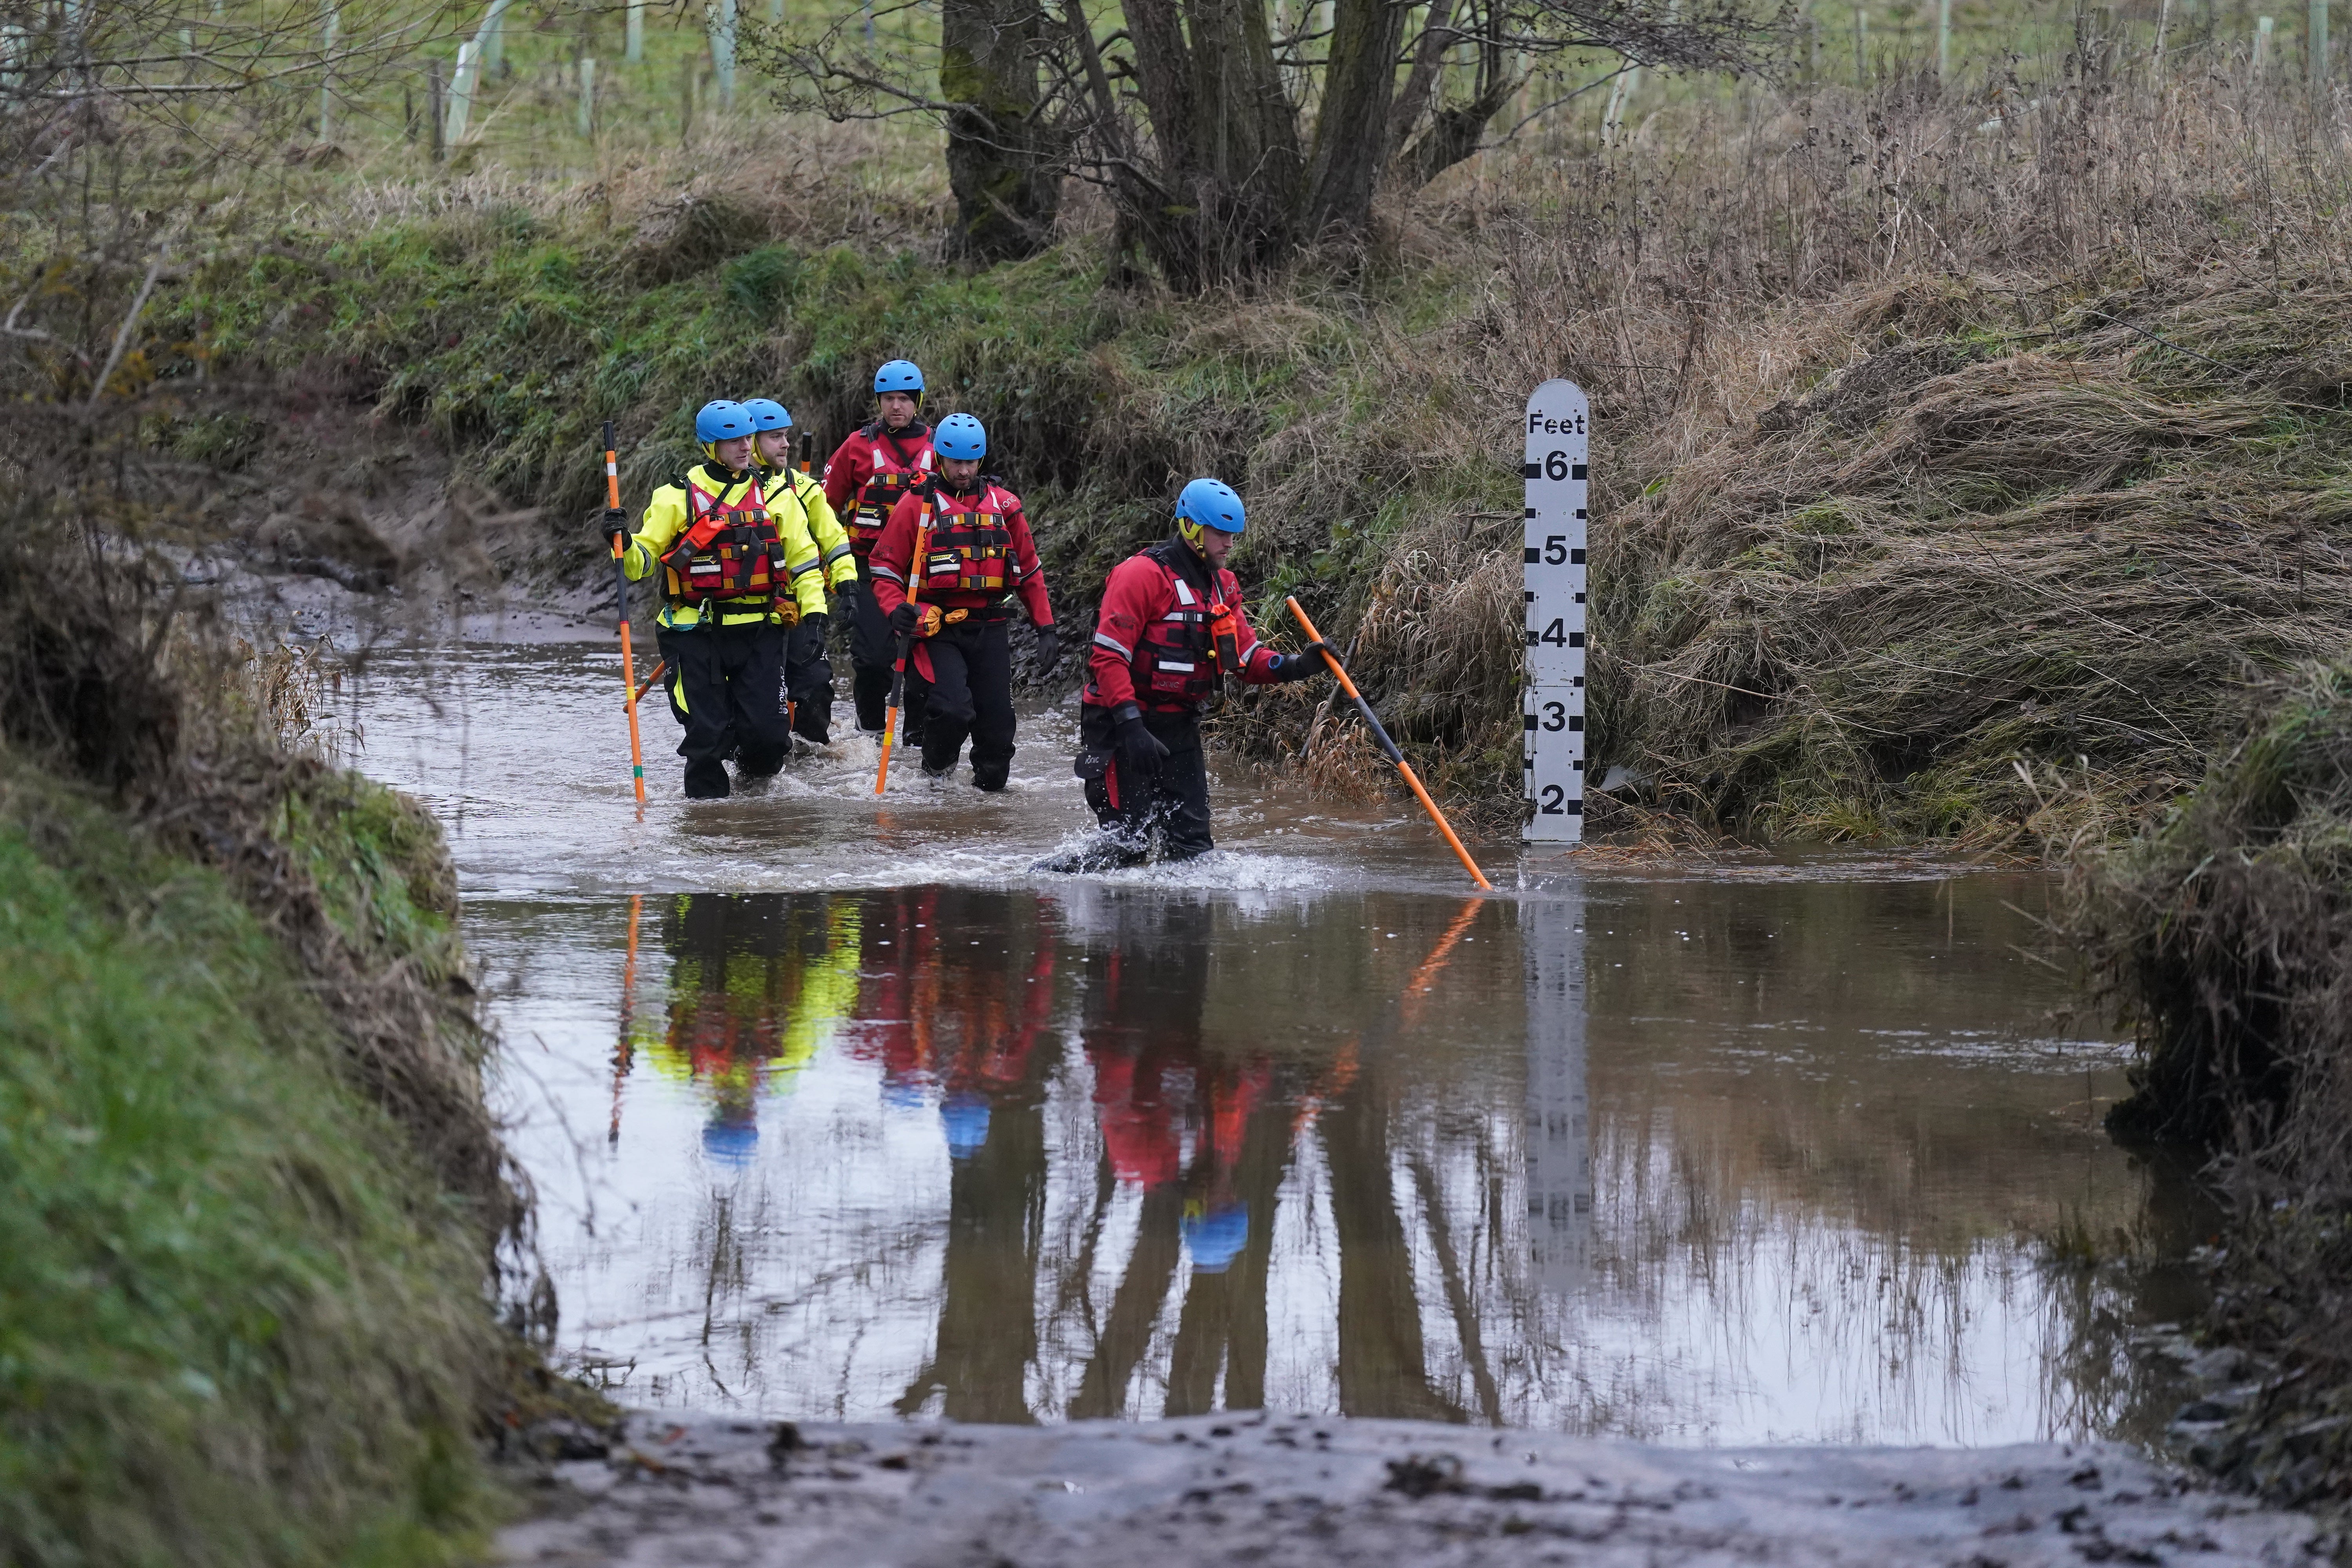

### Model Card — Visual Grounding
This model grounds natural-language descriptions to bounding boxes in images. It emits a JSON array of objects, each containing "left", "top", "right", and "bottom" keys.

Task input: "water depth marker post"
[{"left": 1523, "top": 380, "right": 1589, "bottom": 843}]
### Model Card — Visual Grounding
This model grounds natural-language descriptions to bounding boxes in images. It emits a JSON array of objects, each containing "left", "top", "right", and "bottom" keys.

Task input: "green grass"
[
  {"left": 169, "top": 188, "right": 1478, "bottom": 616},
  {"left": 0, "top": 764, "right": 500, "bottom": 1568}
]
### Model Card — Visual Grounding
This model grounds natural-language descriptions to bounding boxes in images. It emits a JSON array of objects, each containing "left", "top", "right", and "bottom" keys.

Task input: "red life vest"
[
  {"left": 1130, "top": 543, "right": 1243, "bottom": 709},
  {"left": 660, "top": 474, "right": 788, "bottom": 614},
  {"left": 917, "top": 482, "right": 1015, "bottom": 601},
  {"left": 850, "top": 423, "right": 935, "bottom": 551}
]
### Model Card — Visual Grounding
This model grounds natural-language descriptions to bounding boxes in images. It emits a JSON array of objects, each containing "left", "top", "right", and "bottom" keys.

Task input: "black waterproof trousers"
[
  {"left": 783, "top": 617, "right": 834, "bottom": 744},
  {"left": 911, "top": 617, "right": 1015, "bottom": 790},
  {"left": 667, "top": 623, "right": 790, "bottom": 799},
  {"left": 1078, "top": 704, "right": 1214, "bottom": 859},
  {"left": 847, "top": 563, "right": 897, "bottom": 734}
]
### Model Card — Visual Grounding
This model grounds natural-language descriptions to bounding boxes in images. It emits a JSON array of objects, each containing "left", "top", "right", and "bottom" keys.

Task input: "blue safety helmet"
[
  {"left": 941, "top": 1093, "right": 991, "bottom": 1161},
  {"left": 695, "top": 399, "right": 755, "bottom": 443},
  {"left": 742, "top": 397, "right": 793, "bottom": 432},
  {"left": 873, "top": 360, "right": 925, "bottom": 396},
  {"left": 701, "top": 1117, "right": 758, "bottom": 1170},
  {"left": 1175, "top": 477, "right": 1246, "bottom": 552},
  {"left": 932, "top": 412, "right": 987, "bottom": 462},
  {"left": 1181, "top": 1202, "right": 1250, "bottom": 1274}
]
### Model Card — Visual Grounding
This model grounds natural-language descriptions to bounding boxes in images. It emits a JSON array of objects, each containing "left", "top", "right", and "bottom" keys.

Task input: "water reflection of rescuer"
[
  {"left": 1070, "top": 479, "right": 1329, "bottom": 862},
  {"left": 866, "top": 412, "right": 1060, "bottom": 791},
  {"left": 600, "top": 400, "right": 831, "bottom": 800}
]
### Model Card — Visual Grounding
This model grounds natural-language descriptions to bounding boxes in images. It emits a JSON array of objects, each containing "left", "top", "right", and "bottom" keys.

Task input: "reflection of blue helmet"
[
  {"left": 695, "top": 400, "right": 755, "bottom": 443},
  {"left": 1181, "top": 1203, "right": 1249, "bottom": 1273},
  {"left": 873, "top": 360, "right": 924, "bottom": 395},
  {"left": 742, "top": 397, "right": 792, "bottom": 432},
  {"left": 1175, "top": 477, "right": 1245, "bottom": 546},
  {"left": 941, "top": 1093, "right": 990, "bottom": 1161},
  {"left": 882, "top": 1081, "right": 929, "bottom": 1112},
  {"left": 702, "top": 1118, "right": 759, "bottom": 1169},
  {"left": 932, "top": 412, "right": 986, "bottom": 461}
]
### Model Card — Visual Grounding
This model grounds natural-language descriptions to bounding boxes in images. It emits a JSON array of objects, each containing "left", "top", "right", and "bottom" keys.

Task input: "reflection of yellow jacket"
[
  {"left": 763, "top": 466, "right": 858, "bottom": 593},
  {"left": 622, "top": 461, "right": 826, "bottom": 630},
  {"left": 638, "top": 898, "right": 864, "bottom": 1088}
]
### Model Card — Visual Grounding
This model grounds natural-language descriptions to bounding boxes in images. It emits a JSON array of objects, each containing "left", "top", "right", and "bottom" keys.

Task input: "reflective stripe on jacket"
[
  {"left": 760, "top": 467, "right": 855, "bottom": 601},
  {"left": 821, "top": 421, "right": 935, "bottom": 553},
  {"left": 1083, "top": 541, "right": 1282, "bottom": 714},
  {"left": 867, "top": 479, "right": 1054, "bottom": 684},
  {"left": 622, "top": 462, "right": 816, "bottom": 630}
]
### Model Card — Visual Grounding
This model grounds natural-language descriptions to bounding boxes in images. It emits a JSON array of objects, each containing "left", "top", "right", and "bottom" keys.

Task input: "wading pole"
[
  {"left": 607, "top": 421, "right": 648, "bottom": 806},
  {"left": 1296, "top": 633, "right": 1360, "bottom": 760},
  {"left": 797, "top": 430, "right": 813, "bottom": 475},
  {"left": 874, "top": 496, "right": 933, "bottom": 794},
  {"left": 609, "top": 891, "right": 642, "bottom": 1145},
  {"left": 1286, "top": 597, "right": 1492, "bottom": 890}
]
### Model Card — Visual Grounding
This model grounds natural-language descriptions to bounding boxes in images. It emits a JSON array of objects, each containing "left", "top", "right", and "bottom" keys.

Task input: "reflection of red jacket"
[
  {"left": 1087, "top": 1042, "right": 1269, "bottom": 1192},
  {"left": 845, "top": 893, "right": 1056, "bottom": 1099},
  {"left": 1083, "top": 543, "right": 1283, "bottom": 715}
]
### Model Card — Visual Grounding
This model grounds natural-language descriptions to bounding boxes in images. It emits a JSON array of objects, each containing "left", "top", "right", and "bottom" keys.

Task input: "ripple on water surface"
[{"left": 343, "top": 636, "right": 2193, "bottom": 1446}]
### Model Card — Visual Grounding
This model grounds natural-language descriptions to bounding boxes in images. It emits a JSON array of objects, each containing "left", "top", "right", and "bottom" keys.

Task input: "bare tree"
[
  {"left": 1, "top": 0, "right": 457, "bottom": 421},
  {"left": 752, "top": 0, "right": 1782, "bottom": 287}
]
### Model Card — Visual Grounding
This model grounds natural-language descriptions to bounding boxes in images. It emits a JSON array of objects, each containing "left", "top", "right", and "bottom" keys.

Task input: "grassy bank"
[
  {"left": 136, "top": 59, "right": 2352, "bottom": 842},
  {"left": 0, "top": 524, "right": 535, "bottom": 1565},
  {"left": 2066, "top": 660, "right": 2352, "bottom": 1507}
]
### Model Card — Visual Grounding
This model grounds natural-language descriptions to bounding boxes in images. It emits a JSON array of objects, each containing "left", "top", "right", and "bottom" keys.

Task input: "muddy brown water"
[{"left": 341, "top": 635, "right": 2201, "bottom": 1452}]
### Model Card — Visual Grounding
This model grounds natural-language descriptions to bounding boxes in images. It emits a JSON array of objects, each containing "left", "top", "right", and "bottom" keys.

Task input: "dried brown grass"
[{"left": 1227, "top": 64, "right": 2352, "bottom": 847}]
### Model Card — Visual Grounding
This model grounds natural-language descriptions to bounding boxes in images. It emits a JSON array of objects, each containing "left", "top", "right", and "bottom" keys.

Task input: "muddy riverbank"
[{"left": 500, "top": 1411, "right": 2324, "bottom": 1566}]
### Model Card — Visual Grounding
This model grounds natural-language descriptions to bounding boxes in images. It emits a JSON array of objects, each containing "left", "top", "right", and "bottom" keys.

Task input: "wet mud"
[{"left": 500, "top": 1412, "right": 2319, "bottom": 1566}]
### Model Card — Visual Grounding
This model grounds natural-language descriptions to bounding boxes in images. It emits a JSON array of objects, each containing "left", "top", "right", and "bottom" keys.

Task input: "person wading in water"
[
  {"left": 822, "top": 360, "right": 936, "bottom": 739},
  {"left": 1051, "top": 478, "right": 1327, "bottom": 865},
  {"left": 745, "top": 397, "right": 856, "bottom": 746},
  {"left": 601, "top": 399, "right": 824, "bottom": 799},
  {"left": 866, "top": 412, "right": 1058, "bottom": 791}
]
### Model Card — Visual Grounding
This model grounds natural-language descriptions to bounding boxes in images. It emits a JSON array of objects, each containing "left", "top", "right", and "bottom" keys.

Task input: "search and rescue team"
[{"left": 598, "top": 361, "right": 1332, "bottom": 863}]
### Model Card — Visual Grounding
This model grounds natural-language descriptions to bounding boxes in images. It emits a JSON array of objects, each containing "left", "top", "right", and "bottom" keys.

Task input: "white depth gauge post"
[{"left": 1523, "top": 380, "right": 1588, "bottom": 842}]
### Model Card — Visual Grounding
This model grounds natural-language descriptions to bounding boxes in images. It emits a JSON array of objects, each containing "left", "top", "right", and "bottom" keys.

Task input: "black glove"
[
  {"left": 1033, "top": 624, "right": 1060, "bottom": 668},
  {"left": 1114, "top": 713, "right": 1169, "bottom": 779},
  {"left": 1275, "top": 641, "right": 1333, "bottom": 683},
  {"left": 889, "top": 601, "right": 923, "bottom": 636},
  {"left": 800, "top": 612, "right": 828, "bottom": 639},
  {"left": 597, "top": 507, "right": 629, "bottom": 546},
  {"left": 827, "top": 587, "right": 852, "bottom": 620}
]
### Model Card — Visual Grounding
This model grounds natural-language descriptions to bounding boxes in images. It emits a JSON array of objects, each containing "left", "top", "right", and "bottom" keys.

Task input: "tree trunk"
[
  {"left": 1388, "top": 0, "right": 1461, "bottom": 160},
  {"left": 940, "top": 0, "right": 1060, "bottom": 262},
  {"left": 1401, "top": 75, "right": 1514, "bottom": 183},
  {"left": 1122, "top": 0, "right": 1301, "bottom": 287},
  {"left": 1301, "top": 0, "right": 1409, "bottom": 236}
]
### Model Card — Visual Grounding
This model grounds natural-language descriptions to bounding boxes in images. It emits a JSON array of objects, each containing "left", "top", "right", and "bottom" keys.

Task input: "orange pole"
[
  {"left": 874, "top": 496, "right": 933, "bottom": 795},
  {"left": 607, "top": 421, "right": 648, "bottom": 806},
  {"left": 632, "top": 659, "right": 667, "bottom": 708},
  {"left": 1286, "top": 596, "right": 1491, "bottom": 890},
  {"left": 610, "top": 892, "right": 642, "bottom": 1145}
]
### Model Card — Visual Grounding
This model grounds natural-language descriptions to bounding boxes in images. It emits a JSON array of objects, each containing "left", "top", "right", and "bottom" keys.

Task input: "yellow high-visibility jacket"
[
  {"left": 622, "top": 461, "right": 827, "bottom": 630},
  {"left": 762, "top": 465, "right": 859, "bottom": 594}
]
